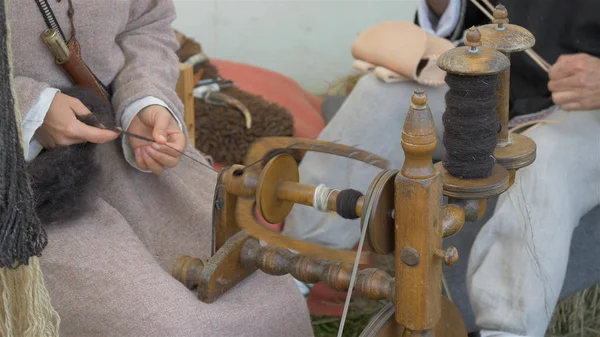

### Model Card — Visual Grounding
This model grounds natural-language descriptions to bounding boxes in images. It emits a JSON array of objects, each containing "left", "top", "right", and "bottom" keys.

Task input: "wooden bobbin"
[
  {"left": 225, "top": 153, "right": 372, "bottom": 265},
  {"left": 436, "top": 26, "right": 510, "bottom": 76},
  {"left": 479, "top": 5, "right": 535, "bottom": 54},
  {"left": 435, "top": 26, "right": 511, "bottom": 200},
  {"left": 256, "top": 153, "right": 299, "bottom": 224},
  {"left": 479, "top": 4, "right": 537, "bottom": 172}
]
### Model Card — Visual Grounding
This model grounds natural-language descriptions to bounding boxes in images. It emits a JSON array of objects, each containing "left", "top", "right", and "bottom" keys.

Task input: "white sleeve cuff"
[
  {"left": 120, "top": 96, "right": 184, "bottom": 173},
  {"left": 417, "top": 0, "right": 462, "bottom": 37},
  {"left": 22, "top": 88, "right": 60, "bottom": 161}
]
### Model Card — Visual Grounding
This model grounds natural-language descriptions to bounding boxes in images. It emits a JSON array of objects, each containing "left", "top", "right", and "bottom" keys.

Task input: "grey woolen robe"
[{"left": 6, "top": 1, "right": 313, "bottom": 336}]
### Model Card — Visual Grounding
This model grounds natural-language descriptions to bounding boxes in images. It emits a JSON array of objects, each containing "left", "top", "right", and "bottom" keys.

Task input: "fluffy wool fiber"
[{"left": 25, "top": 87, "right": 115, "bottom": 225}]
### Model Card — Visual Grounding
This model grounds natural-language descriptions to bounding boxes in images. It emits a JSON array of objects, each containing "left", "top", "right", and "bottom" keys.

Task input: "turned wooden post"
[
  {"left": 240, "top": 239, "right": 395, "bottom": 302},
  {"left": 176, "top": 63, "right": 196, "bottom": 147},
  {"left": 395, "top": 90, "right": 446, "bottom": 334}
]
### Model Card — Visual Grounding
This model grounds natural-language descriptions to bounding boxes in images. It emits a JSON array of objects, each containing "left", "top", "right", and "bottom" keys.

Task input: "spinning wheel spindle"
[{"left": 222, "top": 160, "right": 365, "bottom": 223}]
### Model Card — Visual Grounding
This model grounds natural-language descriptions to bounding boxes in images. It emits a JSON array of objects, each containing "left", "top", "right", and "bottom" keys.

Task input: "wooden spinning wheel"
[{"left": 172, "top": 8, "right": 540, "bottom": 336}]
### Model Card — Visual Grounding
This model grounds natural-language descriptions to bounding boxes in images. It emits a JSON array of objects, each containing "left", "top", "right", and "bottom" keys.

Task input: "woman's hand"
[
  {"left": 548, "top": 53, "right": 600, "bottom": 111},
  {"left": 127, "top": 105, "right": 186, "bottom": 175},
  {"left": 35, "top": 92, "right": 119, "bottom": 148}
]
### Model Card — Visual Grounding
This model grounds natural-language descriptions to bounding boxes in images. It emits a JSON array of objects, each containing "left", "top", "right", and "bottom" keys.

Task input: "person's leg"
[
  {"left": 93, "top": 140, "right": 217, "bottom": 271},
  {"left": 40, "top": 197, "right": 313, "bottom": 337},
  {"left": 283, "top": 73, "right": 448, "bottom": 249},
  {"left": 467, "top": 108, "right": 600, "bottom": 337}
]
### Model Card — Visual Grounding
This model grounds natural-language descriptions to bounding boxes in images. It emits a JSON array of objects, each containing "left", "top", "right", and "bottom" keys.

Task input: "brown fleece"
[
  {"left": 193, "top": 86, "right": 294, "bottom": 165},
  {"left": 174, "top": 31, "right": 295, "bottom": 166}
]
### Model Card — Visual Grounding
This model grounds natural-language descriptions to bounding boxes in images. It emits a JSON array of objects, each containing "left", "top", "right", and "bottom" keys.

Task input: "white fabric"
[
  {"left": 21, "top": 92, "right": 183, "bottom": 173},
  {"left": 21, "top": 87, "right": 60, "bottom": 161},
  {"left": 468, "top": 107, "right": 600, "bottom": 336},
  {"left": 417, "top": 0, "right": 462, "bottom": 37},
  {"left": 284, "top": 73, "right": 600, "bottom": 336}
]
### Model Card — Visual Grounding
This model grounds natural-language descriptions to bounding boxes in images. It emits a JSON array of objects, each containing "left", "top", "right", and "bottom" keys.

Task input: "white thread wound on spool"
[{"left": 313, "top": 184, "right": 333, "bottom": 212}]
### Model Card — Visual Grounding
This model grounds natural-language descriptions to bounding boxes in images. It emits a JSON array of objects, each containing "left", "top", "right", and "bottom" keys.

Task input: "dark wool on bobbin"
[
  {"left": 442, "top": 74, "right": 501, "bottom": 179},
  {"left": 0, "top": 30, "right": 47, "bottom": 268},
  {"left": 336, "top": 189, "right": 363, "bottom": 219}
]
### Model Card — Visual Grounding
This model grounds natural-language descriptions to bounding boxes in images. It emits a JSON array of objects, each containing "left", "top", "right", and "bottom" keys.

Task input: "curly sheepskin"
[
  {"left": 26, "top": 87, "right": 115, "bottom": 224},
  {"left": 193, "top": 62, "right": 295, "bottom": 165}
]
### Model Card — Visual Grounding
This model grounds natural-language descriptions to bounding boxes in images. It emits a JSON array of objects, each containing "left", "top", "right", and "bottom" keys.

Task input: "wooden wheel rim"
[
  {"left": 363, "top": 169, "right": 398, "bottom": 255},
  {"left": 359, "top": 296, "right": 467, "bottom": 337}
]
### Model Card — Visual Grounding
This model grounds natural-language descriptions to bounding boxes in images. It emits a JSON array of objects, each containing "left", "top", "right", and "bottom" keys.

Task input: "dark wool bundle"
[
  {"left": 26, "top": 87, "right": 115, "bottom": 225},
  {"left": 442, "top": 73, "right": 500, "bottom": 179}
]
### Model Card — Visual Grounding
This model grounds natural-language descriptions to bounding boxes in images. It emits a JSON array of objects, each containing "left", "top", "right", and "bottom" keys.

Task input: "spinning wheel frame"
[
  {"left": 227, "top": 137, "right": 397, "bottom": 265},
  {"left": 245, "top": 137, "right": 391, "bottom": 171}
]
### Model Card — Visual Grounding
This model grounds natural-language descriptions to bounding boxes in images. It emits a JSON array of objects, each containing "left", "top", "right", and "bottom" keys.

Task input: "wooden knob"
[
  {"left": 434, "top": 247, "right": 459, "bottom": 267},
  {"left": 436, "top": 25, "right": 510, "bottom": 75},
  {"left": 401, "top": 89, "right": 437, "bottom": 179},
  {"left": 493, "top": 4, "right": 509, "bottom": 25},
  {"left": 172, "top": 255, "right": 205, "bottom": 290},
  {"left": 411, "top": 88, "right": 428, "bottom": 107},
  {"left": 465, "top": 26, "right": 482, "bottom": 49}
]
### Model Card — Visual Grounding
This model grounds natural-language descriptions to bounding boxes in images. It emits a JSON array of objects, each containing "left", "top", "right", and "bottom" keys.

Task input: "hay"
[{"left": 547, "top": 284, "right": 600, "bottom": 336}]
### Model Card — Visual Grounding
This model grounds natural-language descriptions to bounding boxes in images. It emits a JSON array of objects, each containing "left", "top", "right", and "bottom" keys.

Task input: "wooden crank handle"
[
  {"left": 235, "top": 197, "right": 371, "bottom": 265},
  {"left": 245, "top": 137, "right": 390, "bottom": 170}
]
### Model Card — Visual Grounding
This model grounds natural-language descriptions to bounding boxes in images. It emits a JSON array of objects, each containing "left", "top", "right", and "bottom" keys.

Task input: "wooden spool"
[
  {"left": 479, "top": 4, "right": 537, "bottom": 180},
  {"left": 435, "top": 26, "right": 511, "bottom": 200}
]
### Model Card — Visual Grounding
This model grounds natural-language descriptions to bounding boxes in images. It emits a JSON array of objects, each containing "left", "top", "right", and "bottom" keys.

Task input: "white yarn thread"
[
  {"left": 337, "top": 181, "right": 376, "bottom": 337},
  {"left": 312, "top": 184, "right": 334, "bottom": 212}
]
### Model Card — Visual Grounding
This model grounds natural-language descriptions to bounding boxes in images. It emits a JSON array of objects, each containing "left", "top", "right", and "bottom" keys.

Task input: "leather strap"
[
  {"left": 61, "top": 39, "right": 111, "bottom": 101},
  {"left": 33, "top": 0, "right": 111, "bottom": 100}
]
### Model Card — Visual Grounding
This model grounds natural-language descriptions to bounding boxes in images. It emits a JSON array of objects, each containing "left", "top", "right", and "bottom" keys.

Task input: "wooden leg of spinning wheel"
[
  {"left": 172, "top": 231, "right": 258, "bottom": 303},
  {"left": 196, "top": 231, "right": 257, "bottom": 303}
]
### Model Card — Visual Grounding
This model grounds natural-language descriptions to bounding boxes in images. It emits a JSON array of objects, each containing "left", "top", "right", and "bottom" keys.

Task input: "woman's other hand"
[
  {"left": 35, "top": 92, "right": 119, "bottom": 148},
  {"left": 548, "top": 53, "right": 600, "bottom": 111},
  {"left": 127, "top": 105, "right": 186, "bottom": 175}
]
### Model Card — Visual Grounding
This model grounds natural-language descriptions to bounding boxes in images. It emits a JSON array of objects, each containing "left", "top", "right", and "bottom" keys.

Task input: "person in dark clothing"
[
  {"left": 418, "top": 0, "right": 600, "bottom": 117},
  {"left": 283, "top": 1, "right": 600, "bottom": 336}
]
